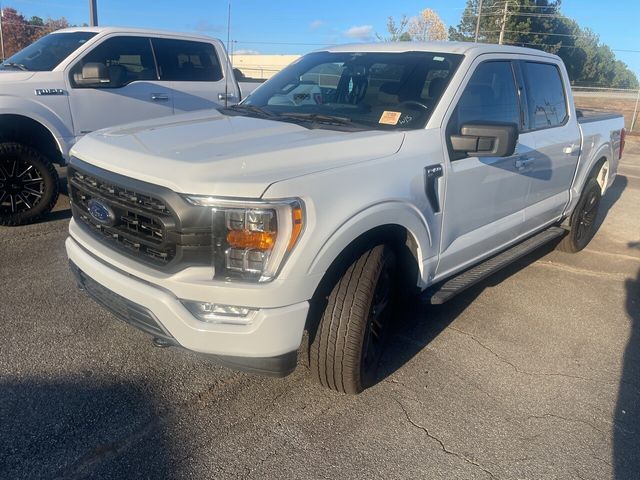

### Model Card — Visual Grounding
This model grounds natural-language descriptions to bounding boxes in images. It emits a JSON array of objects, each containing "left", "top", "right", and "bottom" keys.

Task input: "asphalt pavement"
[{"left": 1, "top": 148, "right": 639, "bottom": 480}]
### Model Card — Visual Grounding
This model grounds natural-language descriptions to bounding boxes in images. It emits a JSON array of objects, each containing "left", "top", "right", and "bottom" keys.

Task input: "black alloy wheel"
[{"left": 0, "top": 143, "right": 59, "bottom": 226}]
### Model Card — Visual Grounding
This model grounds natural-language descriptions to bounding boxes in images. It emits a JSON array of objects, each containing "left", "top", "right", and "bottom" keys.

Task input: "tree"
[
  {"left": 376, "top": 15, "right": 412, "bottom": 42},
  {"left": 449, "top": 0, "right": 639, "bottom": 88},
  {"left": 1, "top": 6, "right": 70, "bottom": 59},
  {"left": 1, "top": 8, "right": 32, "bottom": 58},
  {"left": 408, "top": 9, "right": 448, "bottom": 41}
]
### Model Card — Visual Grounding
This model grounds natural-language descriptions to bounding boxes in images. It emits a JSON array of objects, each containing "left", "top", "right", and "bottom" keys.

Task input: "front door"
[
  {"left": 436, "top": 59, "right": 534, "bottom": 280},
  {"left": 67, "top": 35, "right": 174, "bottom": 137}
]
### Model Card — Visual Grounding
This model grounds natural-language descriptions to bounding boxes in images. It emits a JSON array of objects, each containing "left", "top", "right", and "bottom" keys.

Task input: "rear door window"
[
  {"left": 522, "top": 62, "right": 568, "bottom": 129},
  {"left": 152, "top": 39, "right": 223, "bottom": 82}
]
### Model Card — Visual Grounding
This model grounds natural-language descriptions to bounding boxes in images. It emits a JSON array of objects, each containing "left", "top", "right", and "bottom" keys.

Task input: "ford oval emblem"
[{"left": 87, "top": 199, "right": 116, "bottom": 226}]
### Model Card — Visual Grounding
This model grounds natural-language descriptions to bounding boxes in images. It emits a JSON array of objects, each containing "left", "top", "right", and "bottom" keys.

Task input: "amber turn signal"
[
  {"left": 227, "top": 230, "right": 276, "bottom": 250},
  {"left": 287, "top": 207, "right": 304, "bottom": 251}
]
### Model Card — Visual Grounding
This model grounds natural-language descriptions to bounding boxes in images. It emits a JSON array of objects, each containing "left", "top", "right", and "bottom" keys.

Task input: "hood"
[
  {"left": 72, "top": 110, "right": 405, "bottom": 198},
  {"left": 0, "top": 71, "right": 36, "bottom": 82}
]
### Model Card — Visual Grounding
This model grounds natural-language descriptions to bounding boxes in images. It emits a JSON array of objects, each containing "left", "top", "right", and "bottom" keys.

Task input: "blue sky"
[{"left": 7, "top": 0, "right": 640, "bottom": 79}]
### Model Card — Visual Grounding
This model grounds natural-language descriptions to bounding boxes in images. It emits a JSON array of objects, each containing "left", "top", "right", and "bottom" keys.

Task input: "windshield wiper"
[
  {"left": 277, "top": 112, "right": 353, "bottom": 125},
  {"left": 1, "top": 62, "right": 30, "bottom": 71},
  {"left": 225, "top": 104, "right": 278, "bottom": 119}
]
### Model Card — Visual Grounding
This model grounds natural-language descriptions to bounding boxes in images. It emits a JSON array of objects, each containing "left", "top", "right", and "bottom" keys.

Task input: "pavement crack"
[
  {"left": 448, "top": 326, "right": 626, "bottom": 385},
  {"left": 533, "top": 261, "right": 628, "bottom": 280},
  {"left": 527, "top": 413, "right": 607, "bottom": 437},
  {"left": 394, "top": 398, "right": 498, "bottom": 479}
]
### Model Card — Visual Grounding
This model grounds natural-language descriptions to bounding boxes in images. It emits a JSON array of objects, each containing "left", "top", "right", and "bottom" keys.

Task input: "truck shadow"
[
  {"left": 614, "top": 246, "right": 640, "bottom": 479},
  {"left": 378, "top": 241, "right": 559, "bottom": 383},
  {"left": 0, "top": 379, "right": 177, "bottom": 479},
  {"left": 377, "top": 172, "right": 628, "bottom": 384}
]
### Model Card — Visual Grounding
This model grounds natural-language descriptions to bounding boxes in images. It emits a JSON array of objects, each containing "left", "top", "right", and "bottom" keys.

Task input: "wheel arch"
[
  {"left": 0, "top": 114, "right": 64, "bottom": 164},
  {"left": 588, "top": 156, "right": 609, "bottom": 194},
  {"left": 306, "top": 202, "right": 432, "bottom": 293}
]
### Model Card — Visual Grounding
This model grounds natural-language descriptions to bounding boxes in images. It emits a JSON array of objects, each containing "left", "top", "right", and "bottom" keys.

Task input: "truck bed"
[{"left": 576, "top": 109, "right": 623, "bottom": 124}]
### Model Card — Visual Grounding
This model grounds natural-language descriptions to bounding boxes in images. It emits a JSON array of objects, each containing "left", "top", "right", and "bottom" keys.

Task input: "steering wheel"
[{"left": 396, "top": 100, "right": 429, "bottom": 112}]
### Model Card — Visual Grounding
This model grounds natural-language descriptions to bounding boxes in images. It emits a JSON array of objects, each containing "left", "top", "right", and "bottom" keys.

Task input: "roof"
[
  {"left": 321, "top": 41, "right": 559, "bottom": 60},
  {"left": 52, "top": 26, "right": 220, "bottom": 43}
]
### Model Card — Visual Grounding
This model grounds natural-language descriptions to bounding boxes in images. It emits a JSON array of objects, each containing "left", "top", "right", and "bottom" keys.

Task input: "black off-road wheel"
[
  {"left": 557, "top": 177, "right": 602, "bottom": 253},
  {"left": 0, "top": 142, "right": 59, "bottom": 226},
  {"left": 310, "top": 245, "right": 397, "bottom": 394}
]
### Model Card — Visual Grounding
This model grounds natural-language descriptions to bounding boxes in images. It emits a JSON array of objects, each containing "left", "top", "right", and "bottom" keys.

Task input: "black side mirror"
[
  {"left": 74, "top": 62, "right": 111, "bottom": 87},
  {"left": 450, "top": 122, "right": 518, "bottom": 157},
  {"left": 233, "top": 68, "right": 246, "bottom": 81}
]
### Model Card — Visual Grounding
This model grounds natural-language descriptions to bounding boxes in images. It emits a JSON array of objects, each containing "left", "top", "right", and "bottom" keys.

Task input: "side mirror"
[
  {"left": 450, "top": 123, "right": 518, "bottom": 157},
  {"left": 74, "top": 62, "right": 111, "bottom": 86},
  {"left": 233, "top": 68, "right": 246, "bottom": 81}
]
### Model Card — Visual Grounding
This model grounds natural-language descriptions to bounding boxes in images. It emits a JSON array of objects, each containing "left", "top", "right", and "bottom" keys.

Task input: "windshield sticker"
[
  {"left": 379, "top": 111, "right": 402, "bottom": 125},
  {"left": 433, "top": 56, "right": 445, "bottom": 62}
]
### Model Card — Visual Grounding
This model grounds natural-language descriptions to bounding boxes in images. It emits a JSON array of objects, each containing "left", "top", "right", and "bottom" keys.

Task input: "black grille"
[
  {"left": 70, "top": 261, "right": 175, "bottom": 342},
  {"left": 68, "top": 159, "right": 214, "bottom": 272},
  {"left": 69, "top": 168, "right": 177, "bottom": 265}
]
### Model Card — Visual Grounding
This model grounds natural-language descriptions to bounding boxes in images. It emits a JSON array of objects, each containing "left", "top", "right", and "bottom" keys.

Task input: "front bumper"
[{"left": 66, "top": 236, "right": 309, "bottom": 377}]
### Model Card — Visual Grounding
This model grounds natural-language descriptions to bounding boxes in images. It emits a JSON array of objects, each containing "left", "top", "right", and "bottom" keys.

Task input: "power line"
[
  {"left": 503, "top": 40, "right": 640, "bottom": 54},
  {"left": 483, "top": 29, "right": 589, "bottom": 38},
  {"left": 0, "top": 20, "right": 52, "bottom": 29}
]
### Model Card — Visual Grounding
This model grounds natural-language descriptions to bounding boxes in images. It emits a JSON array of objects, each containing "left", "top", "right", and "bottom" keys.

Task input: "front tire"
[
  {"left": 557, "top": 177, "right": 602, "bottom": 253},
  {"left": 0, "top": 142, "right": 59, "bottom": 226},
  {"left": 310, "top": 245, "right": 397, "bottom": 394}
]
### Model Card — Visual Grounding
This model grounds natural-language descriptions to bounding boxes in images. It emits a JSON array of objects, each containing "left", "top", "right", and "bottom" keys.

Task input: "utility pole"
[
  {"left": 474, "top": 0, "right": 484, "bottom": 42},
  {"left": 89, "top": 0, "right": 98, "bottom": 27},
  {"left": 498, "top": 1, "right": 509, "bottom": 45},
  {"left": 0, "top": 4, "right": 5, "bottom": 61}
]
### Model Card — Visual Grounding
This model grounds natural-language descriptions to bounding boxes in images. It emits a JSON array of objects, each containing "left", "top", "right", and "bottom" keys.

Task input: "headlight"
[{"left": 184, "top": 196, "right": 304, "bottom": 282}]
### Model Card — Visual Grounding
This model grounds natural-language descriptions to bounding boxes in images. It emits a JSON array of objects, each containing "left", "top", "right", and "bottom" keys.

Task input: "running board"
[{"left": 424, "top": 226, "right": 566, "bottom": 305}]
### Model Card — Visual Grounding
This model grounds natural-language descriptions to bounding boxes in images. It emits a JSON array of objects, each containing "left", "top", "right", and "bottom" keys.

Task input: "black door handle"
[{"left": 424, "top": 164, "right": 444, "bottom": 213}]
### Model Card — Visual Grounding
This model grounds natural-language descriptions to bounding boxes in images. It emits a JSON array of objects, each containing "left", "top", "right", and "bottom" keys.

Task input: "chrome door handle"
[
  {"left": 218, "top": 93, "right": 237, "bottom": 101},
  {"left": 151, "top": 94, "right": 169, "bottom": 101},
  {"left": 563, "top": 145, "right": 579, "bottom": 155},
  {"left": 515, "top": 157, "right": 535, "bottom": 170}
]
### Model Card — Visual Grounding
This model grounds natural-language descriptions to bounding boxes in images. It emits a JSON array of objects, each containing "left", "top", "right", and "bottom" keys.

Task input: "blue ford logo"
[{"left": 87, "top": 199, "right": 116, "bottom": 225}]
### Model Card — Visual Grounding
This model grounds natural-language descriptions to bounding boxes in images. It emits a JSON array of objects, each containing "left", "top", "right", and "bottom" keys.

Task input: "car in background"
[{"left": 0, "top": 27, "right": 255, "bottom": 226}]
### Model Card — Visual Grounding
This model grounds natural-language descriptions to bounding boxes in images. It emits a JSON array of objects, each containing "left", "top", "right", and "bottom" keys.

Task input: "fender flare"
[
  {"left": 307, "top": 200, "right": 433, "bottom": 284},
  {"left": 0, "top": 98, "right": 73, "bottom": 157}
]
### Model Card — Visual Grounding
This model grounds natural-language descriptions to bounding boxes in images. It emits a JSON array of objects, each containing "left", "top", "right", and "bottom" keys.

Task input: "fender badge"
[{"left": 35, "top": 88, "right": 65, "bottom": 96}]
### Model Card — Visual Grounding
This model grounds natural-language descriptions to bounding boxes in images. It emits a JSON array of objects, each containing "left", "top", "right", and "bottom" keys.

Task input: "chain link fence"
[{"left": 572, "top": 86, "right": 640, "bottom": 134}]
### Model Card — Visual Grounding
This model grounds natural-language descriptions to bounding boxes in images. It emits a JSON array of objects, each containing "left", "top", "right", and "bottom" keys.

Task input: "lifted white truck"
[
  {"left": 0, "top": 27, "right": 249, "bottom": 225},
  {"left": 66, "top": 42, "right": 625, "bottom": 394}
]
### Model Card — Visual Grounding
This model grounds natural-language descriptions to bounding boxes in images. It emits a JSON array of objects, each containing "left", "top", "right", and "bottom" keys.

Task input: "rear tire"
[
  {"left": 0, "top": 142, "right": 59, "bottom": 226},
  {"left": 310, "top": 245, "right": 397, "bottom": 394},
  {"left": 557, "top": 177, "right": 601, "bottom": 253}
]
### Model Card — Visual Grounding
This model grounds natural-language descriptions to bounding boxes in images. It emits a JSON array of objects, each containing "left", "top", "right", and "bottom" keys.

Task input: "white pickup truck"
[
  {"left": 65, "top": 42, "right": 625, "bottom": 394},
  {"left": 0, "top": 26, "right": 251, "bottom": 226}
]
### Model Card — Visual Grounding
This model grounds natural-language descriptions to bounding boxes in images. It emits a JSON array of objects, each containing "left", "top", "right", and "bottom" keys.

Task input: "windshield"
[
  {"left": 0, "top": 32, "right": 97, "bottom": 72},
  {"left": 240, "top": 51, "right": 463, "bottom": 130}
]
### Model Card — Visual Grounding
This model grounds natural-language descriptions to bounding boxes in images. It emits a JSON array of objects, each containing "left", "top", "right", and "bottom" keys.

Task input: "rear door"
[
  {"left": 152, "top": 38, "right": 234, "bottom": 112},
  {"left": 67, "top": 35, "right": 174, "bottom": 137},
  {"left": 518, "top": 60, "right": 581, "bottom": 232},
  {"left": 435, "top": 58, "right": 535, "bottom": 279}
]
